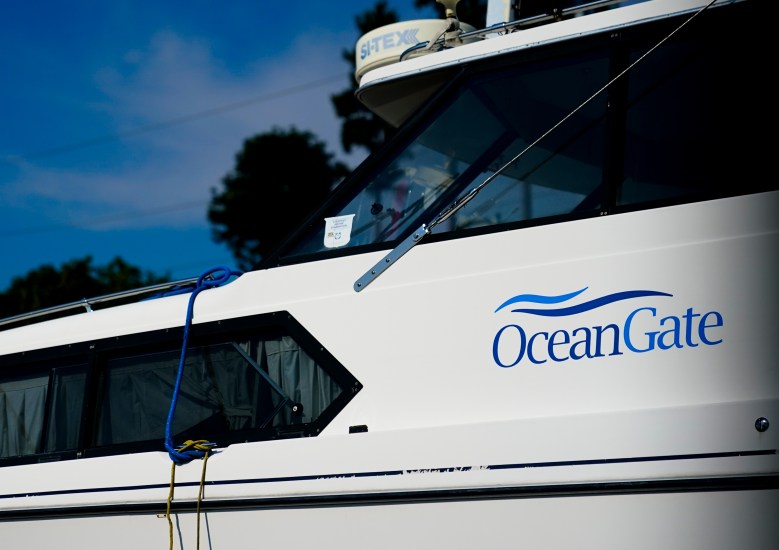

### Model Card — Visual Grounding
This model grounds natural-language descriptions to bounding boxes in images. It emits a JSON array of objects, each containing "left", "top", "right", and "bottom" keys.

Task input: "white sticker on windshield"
[{"left": 324, "top": 214, "right": 355, "bottom": 248}]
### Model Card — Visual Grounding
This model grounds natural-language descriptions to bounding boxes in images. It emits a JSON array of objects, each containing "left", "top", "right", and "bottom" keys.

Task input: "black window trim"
[{"left": 0, "top": 311, "right": 362, "bottom": 467}]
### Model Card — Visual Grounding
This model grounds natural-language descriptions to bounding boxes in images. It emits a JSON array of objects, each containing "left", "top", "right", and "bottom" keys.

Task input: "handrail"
[
  {"left": 0, "top": 277, "right": 199, "bottom": 329},
  {"left": 400, "top": 0, "right": 639, "bottom": 60}
]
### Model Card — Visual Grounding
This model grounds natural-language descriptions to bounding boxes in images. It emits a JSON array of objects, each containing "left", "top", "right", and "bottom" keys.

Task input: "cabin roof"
[{"left": 356, "top": 0, "right": 723, "bottom": 127}]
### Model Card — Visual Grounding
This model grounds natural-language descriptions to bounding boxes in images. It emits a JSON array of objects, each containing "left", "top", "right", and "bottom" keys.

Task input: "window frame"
[{"left": 0, "top": 311, "right": 362, "bottom": 467}]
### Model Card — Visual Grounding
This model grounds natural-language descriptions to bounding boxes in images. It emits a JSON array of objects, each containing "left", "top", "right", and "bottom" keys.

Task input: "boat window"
[
  {"left": 1, "top": 372, "right": 50, "bottom": 458},
  {"left": 618, "top": 9, "right": 769, "bottom": 205},
  {"left": 92, "top": 336, "right": 341, "bottom": 448},
  {"left": 0, "top": 312, "right": 360, "bottom": 465},
  {"left": 426, "top": 53, "right": 608, "bottom": 233},
  {"left": 1, "top": 362, "right": 87, "bottom": 459},
  {"left": 285, "top": 51, "right": 607, "bottom": 258}
]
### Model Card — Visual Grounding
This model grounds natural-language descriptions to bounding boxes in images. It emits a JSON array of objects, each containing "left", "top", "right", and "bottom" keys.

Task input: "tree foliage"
[
  {"left": 330, "top": 1, "right": 400, "bottom": 156},
  {"left": 208, "top": 127, "right": 348, "bottom": 270},
  {"left": 0, "top": 256, "right": 168, "bottom": 318}
]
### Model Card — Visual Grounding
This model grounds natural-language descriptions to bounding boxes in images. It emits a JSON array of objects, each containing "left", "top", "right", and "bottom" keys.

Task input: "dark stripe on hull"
[
  {"left": 1, "top": 475, "right": 777, "bottom": 521},
  {"left": 1, "top": 448, "right": 777, "bottom": 521}
]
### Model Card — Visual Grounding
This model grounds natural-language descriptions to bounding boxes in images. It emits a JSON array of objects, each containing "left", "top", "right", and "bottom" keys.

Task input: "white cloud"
[{"left": 4, "top": 27, "right": 366, "bottom": 231}]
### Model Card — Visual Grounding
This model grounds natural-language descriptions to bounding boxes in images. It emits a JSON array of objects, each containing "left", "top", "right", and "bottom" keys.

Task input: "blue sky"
[{"left": 0, "top": 1, "right": 439, "bottom": 291}]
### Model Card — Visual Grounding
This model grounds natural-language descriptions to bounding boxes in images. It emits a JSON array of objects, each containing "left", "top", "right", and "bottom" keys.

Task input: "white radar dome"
[{"left": 354, "top": 19, "right": 478, "bottom": 83}]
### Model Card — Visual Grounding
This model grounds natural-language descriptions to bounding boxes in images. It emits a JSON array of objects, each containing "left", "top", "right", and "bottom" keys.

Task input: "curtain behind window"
[
  {"left": 93, "top": 336, "right": 343, "bottom": 448},
  {"left": 0, "top": 374, "right": 48, "bottom": 457}
]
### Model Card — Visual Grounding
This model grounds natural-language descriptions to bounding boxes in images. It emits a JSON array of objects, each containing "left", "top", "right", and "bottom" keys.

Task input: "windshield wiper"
[{"left": 353, "top": 186, "right": 480, "bottom": 292}]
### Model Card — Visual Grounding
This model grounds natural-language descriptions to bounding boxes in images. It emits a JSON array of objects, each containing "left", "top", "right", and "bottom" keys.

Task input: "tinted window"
[
  {"left": 0, "top": 313, "right": 360, "bottom": 465},
  {"left": 0, "top": 361, "right": 87, "bottom": 459},
  {"left": 619, "top": 6, "right": 770, "bottom": 205},
  {"left": 93, "top": 336, "right": 342, "bottom": 448}
]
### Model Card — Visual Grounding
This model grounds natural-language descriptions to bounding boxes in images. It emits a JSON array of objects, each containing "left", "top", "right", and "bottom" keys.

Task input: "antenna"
[
  {"left": 438, "top": 0, "right": 460, "bottom": 20},
  {"left": 421, "top": 0, "right": 465, "bottom": 51}
]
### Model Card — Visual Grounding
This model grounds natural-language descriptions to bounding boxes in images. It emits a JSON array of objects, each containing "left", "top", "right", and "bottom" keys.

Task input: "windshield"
[{"left": 283, "top": 49, "right": 608, "bottom": 260}]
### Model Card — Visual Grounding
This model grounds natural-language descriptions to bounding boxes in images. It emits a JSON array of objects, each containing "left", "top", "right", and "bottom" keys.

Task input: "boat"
[{"left": 1, "top": 0, "right": 777, "bottom": 547}]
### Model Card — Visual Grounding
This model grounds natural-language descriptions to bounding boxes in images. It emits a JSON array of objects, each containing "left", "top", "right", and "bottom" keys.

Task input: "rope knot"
[{"left": 167, "top": 439, "right": 216, "bottom": 466}]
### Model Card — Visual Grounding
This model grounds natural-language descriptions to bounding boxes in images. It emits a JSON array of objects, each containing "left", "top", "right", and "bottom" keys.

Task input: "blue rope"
[{"left": 164, "top": 266, "right": 243, "bottom": 465}]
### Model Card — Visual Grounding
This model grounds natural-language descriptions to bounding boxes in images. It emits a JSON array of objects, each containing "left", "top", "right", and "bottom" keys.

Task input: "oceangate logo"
[{"left": 492, "top": 287, "right": 724, "bottom": 368}]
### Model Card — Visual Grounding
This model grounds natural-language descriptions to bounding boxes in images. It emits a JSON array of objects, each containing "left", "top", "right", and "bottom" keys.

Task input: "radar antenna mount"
[{"left": 424, "top": 0, "right": 465, "bottom": 50}]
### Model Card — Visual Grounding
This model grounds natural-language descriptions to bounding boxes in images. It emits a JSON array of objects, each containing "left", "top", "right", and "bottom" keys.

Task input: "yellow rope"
[
  {"left": 196, "top": 449, "right": 211, "bottom": 549},
  {"left": 167, "top": 461, "right": 176, "bottom": 550},
  {"left": 166, "top": 440, "right": 214, "bottom": 550}
]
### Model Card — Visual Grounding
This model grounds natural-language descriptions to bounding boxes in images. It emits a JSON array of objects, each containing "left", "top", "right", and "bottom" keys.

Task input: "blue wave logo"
[{"left": 495, "top": 287, "right": 673, "bottom": 316}]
